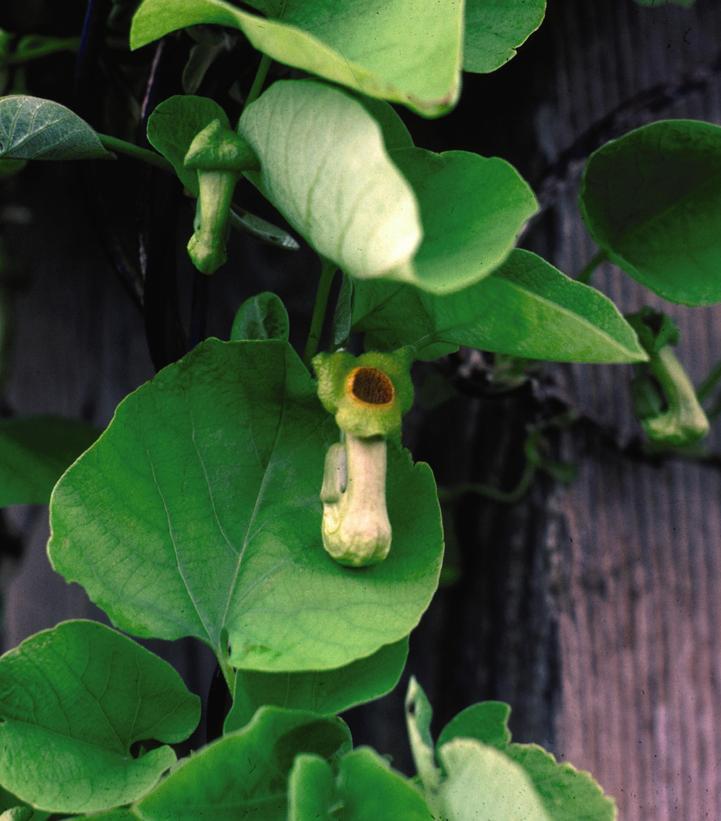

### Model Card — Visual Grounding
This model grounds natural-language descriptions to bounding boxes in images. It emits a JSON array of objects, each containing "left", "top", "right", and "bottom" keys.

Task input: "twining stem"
[
  {"left": 697, "top": 358, "right": 721, "bottom": 403},
  {"left": 576, "top": 249, "right": 607, "bottom": 284},
  {"left": 97, "top": 133, "right": 172, "bottom": 172},
  {"left": 5, "top": 36, "right": 81, "bottom": 65},
  {"left": 437, "top": 459, "right": 537, "bottom": 505},
  {"left": 244, "top": 53, "right": 272, "bottom": 111},
  {"left": 303, "top": 259, "right": 337, "bottom": 366}
]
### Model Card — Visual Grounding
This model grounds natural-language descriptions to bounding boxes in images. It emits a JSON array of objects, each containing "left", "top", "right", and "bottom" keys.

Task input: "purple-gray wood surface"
[{"left": 2, "top": 1, "right": 721, "bottom": 818}]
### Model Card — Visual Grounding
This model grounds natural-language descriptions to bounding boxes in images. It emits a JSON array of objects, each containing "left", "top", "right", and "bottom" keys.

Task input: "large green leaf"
[
  {"left": 225, "top": 638, "right": 408, "bottom": 731},
  {"left": 389, "top": 147, "right": 538, "bottom": 293},
  {"left": 49, "top": 339, "right": 443, "bottom": 672},
  {"left": 0, "top": 621, "right": 200, "bottom": 815},
  {"left": 352, "top": 249, "right": 647, "bottom": 363},
  {"left": 0, "top": 96, "right": 108, "bottom": 160},
  {"left": 0, "top": 417, "right": 98, "bottom": 507},
  {"left": 131, "top": 0, "right": 463, "bottom": 117},
  {"left": 134, "top": 707, "right": 351, "bottom": 820},
  {"left": 146, "top": 94, "right": 229, "bottom": 193},
  {"left": 239, "top": 80, "right": 422, "bottom": 288},
  {"left": 464, "top": 0, "right": 546, "bottom": 74},
  {"left": 240, "top": 81, "right": 535, "bottom": 294},
  {"left": 437, "top": 702, "right": 512, "bottom": 751},
  {"left": 438, "top": 739, "right": 551, "bottom": 821},
  {"left": 289, "top": 749, "right": 432, "bottom": 821},
  {"left": 580, "top": 119, "right": 721, "bottom": 306}
]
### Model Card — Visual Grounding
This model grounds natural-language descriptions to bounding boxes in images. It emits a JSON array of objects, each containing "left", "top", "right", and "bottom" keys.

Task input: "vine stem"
[
  {"left": 697, "top": 358, "right": 721, "bottom": 404},
  {"left": 6, "top": 36, "right": 81, "bottom": 65},
  {"left": 304, "top": 259, "right": 337, "bottom": 366},
  {"left": 244, "top": 54, "right": 272, "bottom": 111},
  {"left": 575, "top": 249, "right": 607, "bottom": 284},
  {"left": 97, "top": 133, "right": 172, "bottom": 172}
]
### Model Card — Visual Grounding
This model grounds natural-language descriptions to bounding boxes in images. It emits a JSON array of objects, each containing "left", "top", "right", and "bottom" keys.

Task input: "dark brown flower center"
[{"left": 349, "top": 367, "right": 395, "bottom": 406}]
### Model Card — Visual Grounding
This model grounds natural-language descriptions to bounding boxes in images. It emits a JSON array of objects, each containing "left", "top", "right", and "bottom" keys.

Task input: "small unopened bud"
[
  {"left": 321, "top": 435, "right": 391, "bottom": 567},
  {"left": 183, "top": 119, "right": 258, "bottom": 275}
]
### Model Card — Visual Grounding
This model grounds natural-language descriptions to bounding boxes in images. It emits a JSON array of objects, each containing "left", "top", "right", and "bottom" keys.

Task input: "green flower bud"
[
  {"left": 183, "top": 119, "right": 258, "bottom": 275},
  {"left": 312, "top": 348, "right": 414, "bottom": 439},
  {"left": 628, "top": 308, "right": 709, "bottom": 448}
]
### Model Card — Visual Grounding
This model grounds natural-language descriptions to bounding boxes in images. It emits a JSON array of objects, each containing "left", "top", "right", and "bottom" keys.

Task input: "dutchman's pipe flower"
[{"left": 313, "top": 349, "right": 414, "bottom": 567}]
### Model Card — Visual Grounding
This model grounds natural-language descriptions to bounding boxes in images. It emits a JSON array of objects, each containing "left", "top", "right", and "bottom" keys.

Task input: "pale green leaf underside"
[
  {"left": 134, "top": 707, "right": 351, "bottom": 821},
  {"left": 0, "top": 96, "right": 108, "bottom": 160},
  {"left": 225, "top": 638, "right": 408, "bottom": 731},
  {"left": 239, "top": 80, "right": 422, "bottom": 288},
  {"left": 352, "top": 249, "right": 647, "bottom": 363},
  {"left": 131, "top": 0, "right": 463, "bottom": 116},
  {"left": 0, "top": 621, "right": 199, "bottom": 815},
  {"left": 0, "top": 417, "right": 98, "bottom": 507},
  {"left": 464, "top": 0, "right": 546, "bottom": 74},
  {"left": 435, "top": 694, "right": 616, "bottom": 820},
  {"left": 48, "top": 339, "right": 443, "bottom": 672},
  {"left": 230, "top": 291, "right": 290, "bottom": 342},
  {"left": 580, "top": 119, "right": 721, "bottom": 306},
  {"left": 438, "top": 740, "right": 552, "bottom": 821}
]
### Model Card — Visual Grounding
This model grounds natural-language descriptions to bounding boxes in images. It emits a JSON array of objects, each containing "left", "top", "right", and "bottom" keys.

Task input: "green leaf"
[
  {"left": 355, "top": 97, "right": 413, "bottom": 151},
  {"left": 434, "top": 697, "right": 616, "bottom": 821},
  {"left": 131, "top": 0, "right": 463, "bottom": 117},
  {"left": 0, "top": 417, "right": 98, "bottom": 507},
  {"left": 49, "top": 340, "right": 443, "bottom": 673},
  {"left": 352, "top": 249, "right": 648, "bottom": 363},
  {"left": 225, "top": 638, "right": 408, "bottom": 731},
  {"left": 230, "top": 292, "right": 289, "bottom": 342},
  {"left": 239, "top": 80, "right": 422, "bottom": 288},
  {"left": 389, "top": 147, "right": 538, "bottom": 293},
  {"left": 289, "top": 749, "right": 432, "bottom": 821},
  {"left": 0, "top": 96, "right": 108, "bottom": 160},
  {"left": 146, "top": 94, "right": 229, "bottom": 193},
  {"left": 288, "top": 755, "right": 335, "bottom": 821},
  {"left": 464, "top": 0, "right": 546, "bottom": 74},
  {"left": 437, "top": 739, "right": 552, "bottom": 821},
  {"left": 0, "top": 620, "right": 200, "bottom": 815},
  {"left": 437, "top": 702, "right": 512, "bottom": 751},
  {"left": 134, "top": 707, "right": 351, "bottom": 820},
  {"left": 580, "top": 119, "right": 721, "bottom": 306},
  {"left": 505, "top": 744, "right": 617, "bottom": 821}
]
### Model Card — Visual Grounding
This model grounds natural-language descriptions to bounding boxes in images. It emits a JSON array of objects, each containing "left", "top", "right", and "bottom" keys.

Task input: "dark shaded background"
[{"left": 2, "top": 1, "right": 721, "bottom": 818}]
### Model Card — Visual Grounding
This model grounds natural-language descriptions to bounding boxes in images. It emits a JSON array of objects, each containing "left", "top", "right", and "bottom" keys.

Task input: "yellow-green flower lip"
[{"left": 313, "top": 348, "right": 414, "bottom": 439}]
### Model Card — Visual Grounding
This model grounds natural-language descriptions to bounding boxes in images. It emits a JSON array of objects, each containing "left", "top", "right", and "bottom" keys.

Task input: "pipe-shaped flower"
[
  {"left": 183, "top": 119, "right": 258, "bottom": 275},
  {"left": 313, "top": 348, "right": 414, "bottom": 567}
]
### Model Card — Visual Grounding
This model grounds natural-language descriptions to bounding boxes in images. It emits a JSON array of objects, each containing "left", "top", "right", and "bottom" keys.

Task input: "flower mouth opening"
[{"left": 347, "top": 367, "right": 395, "bottom": 407}]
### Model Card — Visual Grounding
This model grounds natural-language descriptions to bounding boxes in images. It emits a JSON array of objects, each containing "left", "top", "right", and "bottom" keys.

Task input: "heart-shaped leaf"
[
  {"left": 240, "top": 81, "right": 536, "bottom": 294},
  {"left": 352, "top": 249, "right": 647, "bottom": 363},
  {"left": 225, "top": 638, "right": 408, "bottom": 731},
  {"left": 131, "top": 0, "right": 463, "bottom": 117},
  {"left": 389, "top": 147, "right": 538, "bottom": 293},
  {"left": 133, "top": 707, "right": 351, "bottom": 820},
  {"left": 0, "top": 621, "right": 200, "bottom": 815},
  {"left": 0, "top": 417, "right": 98, "bottom": 507},
  {"left": 464, "top": 0, "right": 546, "bottom": 74},
  {"left": 0, "top": 96, "right": 108, "bottom": 160},
  {"left": 48, "top": 340, "right": 443, "bottom": 673},
  {"left": 580, "top": 119, "right": 721, "bottom": 306}
]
